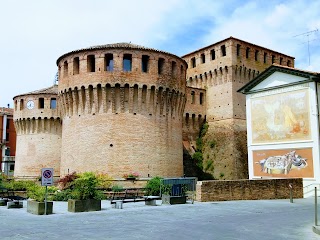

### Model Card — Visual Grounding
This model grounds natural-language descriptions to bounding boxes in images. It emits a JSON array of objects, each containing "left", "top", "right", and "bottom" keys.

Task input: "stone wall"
[{"left": 196, "top": 178, "right": 303, "bottom": 202}]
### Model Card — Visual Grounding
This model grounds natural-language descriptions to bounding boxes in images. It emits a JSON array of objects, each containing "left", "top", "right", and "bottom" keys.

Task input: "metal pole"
[
  {"left": 315, "top": 187, "right": 318, "bottom": 226},
  {"left": 45, "top": 186, "right": 48, "bottom": 215},
  {"left": 289, "top": 183, "right": 293, "bottom": 203}
]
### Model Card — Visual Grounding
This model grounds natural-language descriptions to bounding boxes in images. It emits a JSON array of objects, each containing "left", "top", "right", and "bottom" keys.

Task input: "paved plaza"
[{"left": 0, "top": 197, "right": 319, "bottom": 240}]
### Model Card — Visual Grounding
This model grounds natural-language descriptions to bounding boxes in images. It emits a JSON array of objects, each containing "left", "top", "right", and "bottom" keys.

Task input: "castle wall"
[
  {"left": 57, "top": 45, "right": 187, "bottom": 178},
  {"left": 182, "top": 37, "right": 295, "bottom": 180}
]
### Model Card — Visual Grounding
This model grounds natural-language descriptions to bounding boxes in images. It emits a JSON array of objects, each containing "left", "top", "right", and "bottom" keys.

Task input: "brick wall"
[{"left": 196, "top": 178, "right": 303, "bottom": 202}]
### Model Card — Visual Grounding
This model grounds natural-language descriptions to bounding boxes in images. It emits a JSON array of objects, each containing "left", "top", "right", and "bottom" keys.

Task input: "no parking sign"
[{"left": 41, "top": 168, "right": 54, "bottom": 186}]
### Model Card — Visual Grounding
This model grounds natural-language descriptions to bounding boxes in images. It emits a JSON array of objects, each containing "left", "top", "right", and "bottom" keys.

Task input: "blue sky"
[{"left": 0, "top": 0, "right": 319, "bottom": 107}]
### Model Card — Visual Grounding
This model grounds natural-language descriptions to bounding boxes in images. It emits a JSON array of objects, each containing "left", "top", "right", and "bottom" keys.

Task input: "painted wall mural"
[
  {"left": 251, "top": 88, "right": 311, "bottom": 144},
  {"left": 253, "top": 148, "right": 314, "bottom": 178}
]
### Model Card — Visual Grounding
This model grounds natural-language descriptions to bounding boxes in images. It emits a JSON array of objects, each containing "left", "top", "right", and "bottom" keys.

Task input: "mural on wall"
[
  {"left": 251, "top": 88, "right": 311, "bottom": 144},
  {"left": 253, "top": 148, "right": 314, "bottom": 178}
]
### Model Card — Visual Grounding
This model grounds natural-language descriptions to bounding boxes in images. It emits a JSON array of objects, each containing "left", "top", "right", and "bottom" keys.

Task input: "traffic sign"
[{"left": 41, "top": 168, "right": 54, "bottom": 186}]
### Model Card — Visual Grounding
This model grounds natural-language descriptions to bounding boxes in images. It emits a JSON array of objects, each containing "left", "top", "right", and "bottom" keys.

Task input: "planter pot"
[
  {"left": 27, "top": 200, "right": 53, "bottom": 215},
  {"left": 68, "top": 199, "right": 101, "bottom": 212},
  {"left": 162, "top": 195, "right": 187, "bottom": 205}
]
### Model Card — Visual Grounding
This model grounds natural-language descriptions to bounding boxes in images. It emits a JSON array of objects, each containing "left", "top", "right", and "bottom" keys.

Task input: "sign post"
[{"left": 41, "top": 168, "right": 54, "bottom": 215}]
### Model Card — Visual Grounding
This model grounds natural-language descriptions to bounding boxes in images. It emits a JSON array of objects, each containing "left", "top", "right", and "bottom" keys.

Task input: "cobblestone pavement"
[{"left": 0, "top": 197, "right": 319, "bottom": 240}]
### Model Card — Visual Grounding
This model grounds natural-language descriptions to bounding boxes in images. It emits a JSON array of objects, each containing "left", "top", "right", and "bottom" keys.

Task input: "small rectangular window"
[
  {"left": 123, "top": 54, "right": 132, "bottom": 72},
  {"left": 255, "top": 50, "right": 259, "bottom": 61},
  {"left": 272, "top": 55, "right": 275, "bottom": 64},
  {"left": 142, "top": 55, "right": 149, "bottom": 73},
  {"left": 221, "top": 45, "right": 226, "bottom": 57},
  {"left": 87, "top": 55, "right": 95, "bottom": 72},
  {"left": 73, "top": 57, "right": 79, "bottom": 74},
  {"left": 280, "top": 57, "right": 283, "bottom": 65},
  {"left": 211, "top": 49, "right": 215, "bottom": 60},
  {"left": 191, "top": 91, "right": 195, "bottom": 104},
  {"left": 171, "top": 61, "right": 177, "bottom": 77},
  {"left": 246, "top": 47, "right": 250, "bottom": 58},
  {"left": 191, "top": 57, "right": 196, "bottom": 68},
  {"left": 200, "top": 92, "right": 204, "bottom": 105},
  {"left": 20, "top": 99, "right": 24, "bottom": 110},
  {"left": 50, "top": 98, "right": 57, "bottom": 109},
  {"left": 105, "top": 54, "right": 114, "bottom": 71},
  {"left": 201, "top": 53, "right": 205, "bottom": 64},
  {"left": 39, "top": 98, "right": 44, "bottom": 109},
  {"left": 237, "top": 44, "right": 241, "bottom": 56},
  {"left": 287, "top": 60, "right": 292, "bottom": 67},
  {"left": 264, "top": 52, "right": 267, "bottom": 63},
  {"left": 63, "top": 61, "right": 68, "bottom": 77},
  {"left": 158, "top": 58, "right": 165, "bottom": 74}
]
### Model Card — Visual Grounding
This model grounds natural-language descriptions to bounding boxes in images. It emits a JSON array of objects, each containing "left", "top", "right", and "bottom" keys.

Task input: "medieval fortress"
[{"left": 12, "top": 37, "right": 294, "bottom": 180}]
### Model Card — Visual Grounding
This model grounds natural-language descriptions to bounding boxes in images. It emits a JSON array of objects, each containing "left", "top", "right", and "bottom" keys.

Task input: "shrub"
[
  {"left": 57, "top": 171, "right": 78, "bottom": 190},
  {"left": 145, "top": 177, "right": 162, "bottom": 196},
  {"left": 96, "top": 173, "right": 113, "bottom": 190},
  {"left": 52, "top": 189, "right": 73, "bottom": 201},
  {"left": 70, "top": 172, "right": 103, "bottom": 200},
  {"left": 111, "top": 185, "right": 124, "bottom": 192},
  {"left": 27, "top": 185, "right": 57, "bottom": 202},
  {"left": 3, "top": 180, "right": 36, "bottom": 191},
  {"left": 193, "top": 152, "right": 203, "bottom": 169}
]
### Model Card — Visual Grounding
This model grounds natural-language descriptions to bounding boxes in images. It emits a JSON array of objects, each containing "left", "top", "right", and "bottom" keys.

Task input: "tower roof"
[
  {"left": 56, "top": 42, "right": 183, "bottom": 65},
  {"left": 181, "top": 36, "right": 295, "bottom": 59},
  {"left": 13, "top": 85, "right": 58, "bottom": 99}
]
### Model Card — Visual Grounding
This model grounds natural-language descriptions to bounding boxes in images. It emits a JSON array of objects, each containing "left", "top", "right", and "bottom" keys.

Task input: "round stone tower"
[
  {"left": 13, "top": 85, "right": 61, "bottom": 179},
  {"left": 57, "top": 43, "right": 187, "bottom": 178}
]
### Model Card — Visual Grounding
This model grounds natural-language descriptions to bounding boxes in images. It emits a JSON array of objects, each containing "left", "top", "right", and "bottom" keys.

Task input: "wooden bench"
[{"left": 110, "top": 188, "right": 161, "bottom": 208}]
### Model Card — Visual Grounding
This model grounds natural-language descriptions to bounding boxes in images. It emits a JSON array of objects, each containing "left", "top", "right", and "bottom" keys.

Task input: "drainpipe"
[{"left": 1, "top": 114, "right": 7, "bottom": 172}]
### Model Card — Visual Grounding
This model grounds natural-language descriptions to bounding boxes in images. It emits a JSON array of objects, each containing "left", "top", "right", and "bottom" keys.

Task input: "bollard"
[
  {"left": 289, "top": 183, "right": 293, "bottom": 203},
  {"left": 315, "top": 187, "right": 318, "bottom": 226}
]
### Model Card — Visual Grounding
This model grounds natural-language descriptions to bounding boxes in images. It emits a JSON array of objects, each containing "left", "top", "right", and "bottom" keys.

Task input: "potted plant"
[
  {"left": 161, "top": 184, "right": 187, "bottom": 205},
  {"left": 67, "top": 172, "right": 104, "bottom": 213},
  {"left": 123, "top": 172, "right": 140, "bottom": 180},
  {"left": 27, "top": 184, "right": 56, "bottom": 215}
]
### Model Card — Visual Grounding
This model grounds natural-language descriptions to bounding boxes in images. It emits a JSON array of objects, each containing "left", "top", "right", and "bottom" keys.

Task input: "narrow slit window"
[
  {"left": 87, "top": 55, "right": 95, "bottom": 72},
  {"left": 171, "top": 61, "right": 177, "bottom": 77},
  {"left": 201, "top": 53, "right": 205, "bottom": 64},
  {"left": 20, "top": 99, "right": 24, "bottom": 110},
  {"left": 246, "top": 47, "right": 250, "bottom": 58},
  {"left": 211, "top": 49, "right": 215, "bottom": 60},
  {"left": 255, "top": 50, "right": 259, "bottom": 61},
  {"left": 221, "top": 45, "right": 226, "bottom": 57},
  {"left": 237, "top": 44, "right": 241, "bottom": 56},
  {"left": 280, "top": 57, "right": 283, "bottom": 65},
  {"left": 264, "top": 52, "right": 267, "bottom": 63},
  {"left": 105, "top": 54, "right": 114, "bottom": 71},
  {"left": 272, "top": 55, "right": 275, "bottom": 64},
  {"left": 50, "top": 98, "right": 57, "bottom": 109},
  {"left": 123, "top": 54, "right": 132, "bottom": 72},
  {"left": 63, "top": 61, "right": 68, "bottom": 77},
  {"left": 158, "top": 58, "right": 164, "bottom": 74},
  {"left": 200, "top": 92, "right": 204, "bottom": 105},
  {"left": 39, "top": 98, "right": 45, "bottom": 109},
  {"left": 191, "top": 57, "right": 196, "bottom": 68},
  {"left": 73, "top": 57, "right": 79, "bottom": 74},
  {"left": 142, "top": 55, "right": 149, "bottom": 73},
  {"left": 191, "top": 91, "right": 195, "bottom": 104}
]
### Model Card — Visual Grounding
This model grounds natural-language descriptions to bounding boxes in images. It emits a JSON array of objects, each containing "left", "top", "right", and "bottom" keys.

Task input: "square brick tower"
[{"left": 182, "top": 37, "right": 295, "bottom": 180}]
